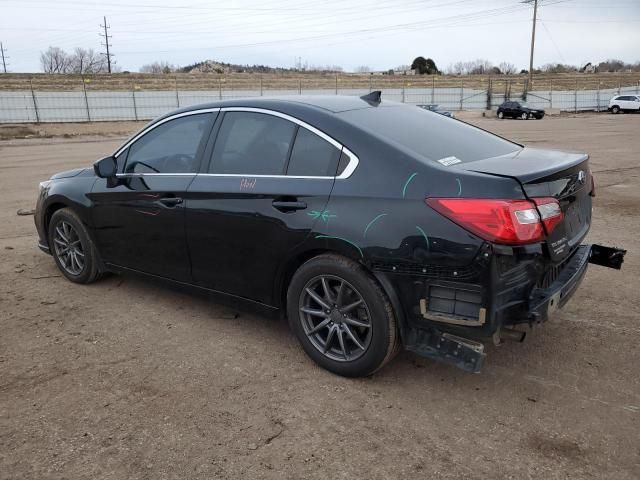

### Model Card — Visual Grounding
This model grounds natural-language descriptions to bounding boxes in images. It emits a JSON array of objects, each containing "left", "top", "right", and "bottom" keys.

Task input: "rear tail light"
[
  {"left": 533, "top": 197, "right": 563, "bottom": 234},
  {"left": 426, "top": 197, "right": 563, "bottom": 245},
  {"left": 588, "top": 168, "right": 596, "bottom": 197}
]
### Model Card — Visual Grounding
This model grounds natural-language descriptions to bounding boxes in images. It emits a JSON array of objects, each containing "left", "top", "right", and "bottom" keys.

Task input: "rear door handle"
[
  {"left": 272, "top": 200, "right": 307, "bottom": 212},
  {"left": 158, "top": 197, "right": 183, "bottom": 207}
]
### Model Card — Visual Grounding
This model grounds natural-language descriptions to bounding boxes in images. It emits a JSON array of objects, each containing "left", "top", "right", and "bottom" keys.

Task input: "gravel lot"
[{"left": 1, "top": 113, "right": 638, "bottom": 479}]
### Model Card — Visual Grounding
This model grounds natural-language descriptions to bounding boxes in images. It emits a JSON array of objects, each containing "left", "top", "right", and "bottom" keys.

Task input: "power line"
[
  {"left": 99, "top": 15, "right": 114, "bottom": 73},
  {"left": 0, "top": 42, "right": 8, "bottom": 73}
]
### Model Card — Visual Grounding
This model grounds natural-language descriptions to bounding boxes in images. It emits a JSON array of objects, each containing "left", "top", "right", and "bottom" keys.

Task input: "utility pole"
[
  {"left": 99, "top": 16, "right": 113, "bottom": 73},
  {"left": 0, "top": 42, "right": 8, "bottom": 73},
  {"left": 525, "top": 0, "right": 538, "bottom": 90}
]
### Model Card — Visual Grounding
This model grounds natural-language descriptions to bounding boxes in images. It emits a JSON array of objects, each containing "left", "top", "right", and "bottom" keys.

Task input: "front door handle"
[
  {"left": 272, "top": 200, "right": 307, "bottom": 212},
  {"left": 158, "top": 197, "right": 183, "bottom": 207}
]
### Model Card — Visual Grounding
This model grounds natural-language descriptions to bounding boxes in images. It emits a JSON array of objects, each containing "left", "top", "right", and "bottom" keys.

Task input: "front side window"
[
  {"left": 211, "top": 112, "right": 296, "bottom": 175},
  {"left": 287, "top": 127, "right": 341, "bottom": 177},
  {"left": 124, "top": 113, "right": 211, "bottom": 174}
]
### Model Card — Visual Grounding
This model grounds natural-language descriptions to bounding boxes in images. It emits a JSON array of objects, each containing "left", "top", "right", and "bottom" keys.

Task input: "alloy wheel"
[
  {"left": 299, "top": 275, "right": 372, "bottom": 362},
  {"left": 53, "top": 220, "right": 85, "bottom": 275}
]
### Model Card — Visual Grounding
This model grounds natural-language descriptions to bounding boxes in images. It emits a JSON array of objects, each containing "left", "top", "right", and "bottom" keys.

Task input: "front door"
[
  {"left": 90, "top": 111, "right": 216, "bottom": 281},
  {"left": 186, "top": 109, "right": 344, "bottom": 305}
]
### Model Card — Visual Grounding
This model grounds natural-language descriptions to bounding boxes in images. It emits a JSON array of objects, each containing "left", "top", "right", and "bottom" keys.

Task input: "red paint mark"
[
  {"left": 139, "top": 193, "right": 160, "bottom": 198},
  {"left": 135, "top": 209, "right": 160, "bottom": 216},
  {"left": 240, "top": 178, "right": 257, "bottom": 190}
]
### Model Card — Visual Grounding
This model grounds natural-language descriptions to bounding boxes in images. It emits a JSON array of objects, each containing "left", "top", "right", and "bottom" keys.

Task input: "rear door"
[
  {"left": 90, "top": 111, "right": 216, "bottom": 281},
  {"left": 185, "top": 108, "right": 344, "bottom": 305}
]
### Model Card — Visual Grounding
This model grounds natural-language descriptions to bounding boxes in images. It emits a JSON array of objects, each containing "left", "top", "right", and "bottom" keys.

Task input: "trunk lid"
[{"left": 458, "top": 147, "right": 592, "bottom": 262}]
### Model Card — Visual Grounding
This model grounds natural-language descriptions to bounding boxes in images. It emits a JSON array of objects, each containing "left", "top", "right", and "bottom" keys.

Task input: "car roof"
[{"left": 172, "top": 95, "right": 378, "bottom": 115}]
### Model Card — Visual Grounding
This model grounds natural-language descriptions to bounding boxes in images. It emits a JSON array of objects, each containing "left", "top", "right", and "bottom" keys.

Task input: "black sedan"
[
  {"left": 35, "top": 93, "right": 624, "bottom": 376},
  {"left": 497, "top": 100, "right": 545, "bottom": 120}
]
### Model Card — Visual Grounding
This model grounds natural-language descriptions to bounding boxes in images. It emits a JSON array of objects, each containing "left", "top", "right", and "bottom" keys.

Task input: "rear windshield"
[{"left": 339, "top": 105, "right": 521, "bottom": 164}]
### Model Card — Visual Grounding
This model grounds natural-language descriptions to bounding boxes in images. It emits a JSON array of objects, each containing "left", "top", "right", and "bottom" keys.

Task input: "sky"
[{"left": 0, "top": 0, "right": 639, "bottom": 73}]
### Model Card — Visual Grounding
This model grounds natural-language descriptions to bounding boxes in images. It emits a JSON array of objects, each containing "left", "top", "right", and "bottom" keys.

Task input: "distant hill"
[{"left": 180, "top": 59, "right": 341, "bottom": 74}]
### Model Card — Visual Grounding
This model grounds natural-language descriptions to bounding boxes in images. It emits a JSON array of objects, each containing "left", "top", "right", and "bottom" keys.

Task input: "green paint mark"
[
  {"left": 321, "top": 211, "right": 337, "bottom": 222},
  {"left": 402, "top": 172, "right": 418, "bottom": 198},
  {"left": 456, "top": 177, "right": 462, "bottom": 197},
  {"left": 308, "top": 210, "right": 336, "bottom": 222},
  {"left": 315, "top": 235, "right": 363, "bottom": 258},
  {"left": 415, "top": 226, "right": 430, "bottom": 251},
  {"left": 363, "top": 213, "right": 387, "bottom": 238}
]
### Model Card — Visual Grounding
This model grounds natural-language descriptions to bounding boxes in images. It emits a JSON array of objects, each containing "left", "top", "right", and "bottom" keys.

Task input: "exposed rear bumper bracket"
[
  {"left": 405, "top": 327, "right": 485, "bottom": 373},
  {"left": 589, "top": 244, "right": 626, "bottom": 270}
]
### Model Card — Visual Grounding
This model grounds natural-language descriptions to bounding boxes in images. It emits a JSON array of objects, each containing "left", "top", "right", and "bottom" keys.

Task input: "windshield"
[{"left": 339, "top": 105, "right": 521, "bottom": 164}]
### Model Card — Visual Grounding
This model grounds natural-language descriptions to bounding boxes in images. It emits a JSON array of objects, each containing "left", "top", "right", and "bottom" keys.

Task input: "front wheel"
[
  {"left": 287, "top": 254, "right": 399, "bottom": 377},
  {"left": 497, "top": 111, "right": 504, "bottom": 119},
  {"left": 49, "top": 208, "right": 102, "bottom": 284},
  {"left": 611, "top": 105, "right": 620, "bottom": 114},
  {"left": 521, "top": 112, "right": 529, "bottom": 120}
]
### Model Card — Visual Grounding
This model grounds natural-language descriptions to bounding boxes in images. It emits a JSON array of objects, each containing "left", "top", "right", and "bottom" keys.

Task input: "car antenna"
[{"left": 360, "top": 90, "right": 382, "bottom": 105}]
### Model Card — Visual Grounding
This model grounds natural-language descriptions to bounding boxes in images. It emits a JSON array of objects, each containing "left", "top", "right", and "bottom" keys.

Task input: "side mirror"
[{"left": 94, "top": 156, "right": 117, "bottom": 178}]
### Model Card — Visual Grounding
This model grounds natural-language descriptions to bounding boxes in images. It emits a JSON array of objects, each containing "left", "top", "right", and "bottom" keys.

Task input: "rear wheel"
[
  {"left": 611, "top": 105, "right": 620, "bottom": 114},
  {"left": 49, "top": 208, "right": 101, "bottom": 284},
  {"left": 497, "top": 111, "right": 504, "bottom": 119},
  {"left": 521, "top": 112, "right": 529, "bottom": 120},
  {"left": 287, "top": 254, "right": 399, "bottom": 377}
]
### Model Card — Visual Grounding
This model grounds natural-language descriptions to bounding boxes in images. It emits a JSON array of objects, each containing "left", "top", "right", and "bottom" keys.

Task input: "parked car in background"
[
  {"left": 417, "top": 104, "right": 455, "bottom": 118},
  {"left": 34, "top": 93, "right": 625, "bottom": 377},
  {"left": 608, "top": 95, "right": 640, "bottom": 114},
  {"left": 497, "top": 101, "right": 545, "bottom": 120}
]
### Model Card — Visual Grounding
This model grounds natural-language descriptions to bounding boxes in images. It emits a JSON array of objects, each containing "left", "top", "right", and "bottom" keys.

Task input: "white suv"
[{"left": 608, "top": 95, "right": 640, "bottom": 114}]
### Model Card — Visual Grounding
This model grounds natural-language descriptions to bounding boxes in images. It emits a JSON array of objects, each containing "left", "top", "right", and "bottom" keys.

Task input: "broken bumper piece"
[{"left": 404, "top": 243, "right": 626, "bottom": 373}]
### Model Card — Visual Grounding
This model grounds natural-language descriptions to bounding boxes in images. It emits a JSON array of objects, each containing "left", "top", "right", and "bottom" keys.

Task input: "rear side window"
[
  {"left": 211, "top": 112, "right": 296, "bottom": 175},
  {"left": 124, "top": 114, "right": 211, "bottom": 174},
  {"left": 339, "top": 105, "right": 520, "bottom": 164},
  {"left": 287, "top": 128, "right": 341, "bottom": 177}
]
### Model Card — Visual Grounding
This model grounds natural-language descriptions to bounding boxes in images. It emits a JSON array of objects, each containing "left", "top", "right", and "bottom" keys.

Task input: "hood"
[{"left": 50, "top": 167, "right": 89, "bottom": 180}]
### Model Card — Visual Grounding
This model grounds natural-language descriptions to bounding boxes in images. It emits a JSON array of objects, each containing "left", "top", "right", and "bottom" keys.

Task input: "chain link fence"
[{"left": 1, "top": 74, "right": 639, "bottom": 123}]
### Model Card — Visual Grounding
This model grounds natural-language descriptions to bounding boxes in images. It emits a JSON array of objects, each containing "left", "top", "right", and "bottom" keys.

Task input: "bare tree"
[
  {"left": 354, "top": 65, "right": 371, "bottom": 73},
  {"left": 498, "top": 62, "right": 517, "bottom": 75},
  {"left": 40, "top": 46, "right": 71, "bottom": 73},
  {"left": 139, "top": 61, "right": 178, "bottom": 74},
  {"left": 468, "top": 59, "right": 494, "bottom": 75},
  {"left": 70, "top": 48, "right": 106, "bottom": 74}
]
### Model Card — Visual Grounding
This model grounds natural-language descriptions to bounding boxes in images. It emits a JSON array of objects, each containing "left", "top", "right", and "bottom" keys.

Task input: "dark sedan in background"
[
  {"left": 497, "top": 100, "right": 545, "bottom": 119},
  {"left": 416, "top": 104, "right": 455, "bottom": 118},
  {"left": 35, "top": 93, "right": 624, "bottom": 377}
]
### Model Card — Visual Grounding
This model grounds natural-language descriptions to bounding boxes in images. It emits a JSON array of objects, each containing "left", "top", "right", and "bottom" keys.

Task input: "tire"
[
  {"left": 48, "top": 208, "right": 102, "bottom": 284},
  {"left": 611, "top": 105, "right": 620, "bottom": 114},
  {"left": 497, "top": 111, "right": 504, "bottom": 119},
  {"left": 521, "top": 112, "right": 528, "bottom": 120},
  {"left": 287, "top": 254, "right": 399, "bottom": 377}
]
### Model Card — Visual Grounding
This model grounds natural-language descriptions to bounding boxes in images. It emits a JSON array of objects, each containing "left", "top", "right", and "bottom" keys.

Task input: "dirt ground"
[{"left": 1, "top": 113, "right": 638, "bottom": 479}]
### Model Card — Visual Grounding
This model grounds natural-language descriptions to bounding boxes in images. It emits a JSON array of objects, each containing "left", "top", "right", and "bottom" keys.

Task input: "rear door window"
[
  {"left": 210, "top": 112, "right": 296, "bottom": 175},
  {"left": 286, "top": 127, "right": 341, "bottom": 177}
]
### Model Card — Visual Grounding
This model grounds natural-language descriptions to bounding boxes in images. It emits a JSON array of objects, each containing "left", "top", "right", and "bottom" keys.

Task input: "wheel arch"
[
  {"left": 277, "top": 248, "right": 407, "bottom": 344},
  {"left": 43, "top": 201, "right": 69, "bottom": 238}
]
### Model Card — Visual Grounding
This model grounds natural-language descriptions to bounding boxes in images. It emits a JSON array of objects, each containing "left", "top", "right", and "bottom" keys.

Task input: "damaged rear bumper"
[
  {"left": 529, "top": 243, "right": 626, "bottom": 323},
  {"left": 401, "top": 243, "right": 626, "bottom": 373}
]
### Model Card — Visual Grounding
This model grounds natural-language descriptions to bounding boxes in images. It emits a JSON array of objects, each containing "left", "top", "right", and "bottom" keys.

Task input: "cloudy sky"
[{"left": 1, "top": 0, "right": 639, "bottom": 73}]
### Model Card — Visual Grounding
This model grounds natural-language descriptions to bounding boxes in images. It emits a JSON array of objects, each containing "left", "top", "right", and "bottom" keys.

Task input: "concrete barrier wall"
[{"left": 1, "top": 85, "right": 638, "bottom": 123}]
